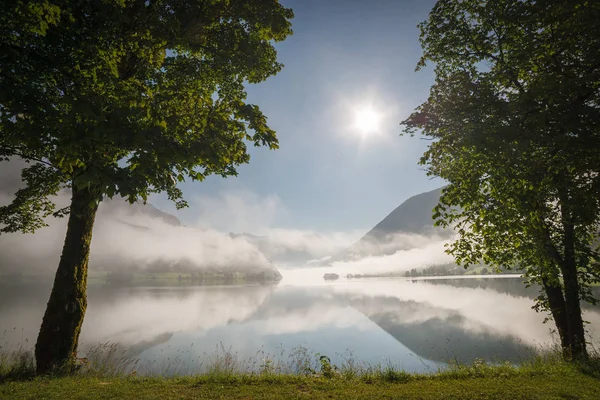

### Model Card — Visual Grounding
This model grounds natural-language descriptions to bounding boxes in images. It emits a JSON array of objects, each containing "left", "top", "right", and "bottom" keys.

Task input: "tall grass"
[
  {"left": 1, "top": 339, "right": 599, "bottom": 383},
  {"left": 0, "top": 337, "right": 35, "bottom": 382}
]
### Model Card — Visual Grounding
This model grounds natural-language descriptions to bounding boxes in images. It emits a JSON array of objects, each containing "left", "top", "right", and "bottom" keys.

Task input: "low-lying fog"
[
  {"left": 6, "top": 160, "right": 597, "bottom": 374},
  {"left": 0, "top": 159, "right": 454, "bottom": 278},
  {"left": 2, "top": 276, "right": 600, "bottom": 374}
]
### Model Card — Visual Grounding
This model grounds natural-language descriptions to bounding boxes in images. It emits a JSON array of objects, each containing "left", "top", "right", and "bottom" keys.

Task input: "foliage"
[
  {"left": 317, "top": 355, "right": 336, "bottom": 379},
  {"left": 402, "top": 0, "right": 600, "bottom": 358},
  {"left": 4, "top": 339, "right": 600, "bottom": 399},
  {"left": 0, "top": 0, "right": 293, "bottom": 230},
  {"left": 0, "top": 0, "right": 293, "bottom": 374}
]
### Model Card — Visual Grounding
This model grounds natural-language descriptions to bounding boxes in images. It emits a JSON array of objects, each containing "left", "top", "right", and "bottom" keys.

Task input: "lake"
[{"left": 2, "top": 271, "right": 600, "bottom": 375}]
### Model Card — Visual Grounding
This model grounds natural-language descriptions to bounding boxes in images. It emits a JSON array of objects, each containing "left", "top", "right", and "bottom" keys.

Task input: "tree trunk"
[
  {"left": 541, "top": 275, "right": 570, "bottom": 354},
  {"left": 35, "top": 185, "right": 100, "bottom": 374},
  {"left": 540, "top": 217, "right": 571, "bottom": 355},
  {"left": 540, "top": 200, "right": 587, "bottom": 360},
  {"left": 560, "top": 219, "right": 588, "bottom": 360}
]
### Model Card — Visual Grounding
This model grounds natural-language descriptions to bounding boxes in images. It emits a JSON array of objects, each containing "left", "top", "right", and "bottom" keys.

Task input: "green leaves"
[
  {"left": 402, "top": 0, "right": 600, "bottom": 316},
  {"left": 0, "top": 0, "right": 293, "bottom": 230},
  {"left": 0, "top": 162, "right": 64, "bottom": 233}
]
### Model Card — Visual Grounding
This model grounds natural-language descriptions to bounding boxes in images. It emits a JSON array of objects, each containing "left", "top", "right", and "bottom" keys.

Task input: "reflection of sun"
[{"left": 354, "top": 106, "right": 381, "bottom": 136}]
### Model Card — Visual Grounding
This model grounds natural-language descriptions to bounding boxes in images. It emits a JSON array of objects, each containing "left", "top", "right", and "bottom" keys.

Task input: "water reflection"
[{"left": 1, "top": 276, "right": 599, "bottom": 373}]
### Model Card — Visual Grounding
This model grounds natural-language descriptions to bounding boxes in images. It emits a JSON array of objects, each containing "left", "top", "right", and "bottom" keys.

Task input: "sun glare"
[{"left": 354, "top": 107, "right": 381, "bottom": 135}]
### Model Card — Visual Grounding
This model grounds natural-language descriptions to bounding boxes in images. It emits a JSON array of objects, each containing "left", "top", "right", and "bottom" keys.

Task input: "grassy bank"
[
  {"left": 2, "top": 361, "right": 600, "bottom": 399},
  {"left": 2, "top": 350, "right": 600, "bottom": 399},
  {"left": 0, "top": 374, "right": 597, "bottom": 399}
]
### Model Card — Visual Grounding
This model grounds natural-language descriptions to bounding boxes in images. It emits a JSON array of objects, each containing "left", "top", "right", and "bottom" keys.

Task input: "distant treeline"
[{"left": 403, "top": 263, "right": 513, "bottom": 277}]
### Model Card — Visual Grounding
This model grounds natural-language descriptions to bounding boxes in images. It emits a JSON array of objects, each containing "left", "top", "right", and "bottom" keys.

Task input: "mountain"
[
  {"left": 326, "top": 187, "right": 449, "bottom": 263},
  {"left": 100, "top": 198, "right": 182, "bottom": 227},
  {"left": 362, "top": 187, "right": 445, "bottom": 240}
]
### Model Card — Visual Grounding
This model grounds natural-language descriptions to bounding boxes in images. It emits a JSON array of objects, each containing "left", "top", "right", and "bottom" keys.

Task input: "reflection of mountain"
[
  {"left": 238, "top": 280, "right": 542, "bottom": 365},
  {"left": 5, "top": 277, "right": 599, "bottom": 373},
  {"left": 350, "top": 296, "right": 532, "bottom": 364}
]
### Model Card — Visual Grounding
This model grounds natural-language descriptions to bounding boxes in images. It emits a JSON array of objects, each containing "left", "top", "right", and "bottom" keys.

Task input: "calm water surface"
[{"left": 2, "top": 272, "right": 600, "bottom": 374}]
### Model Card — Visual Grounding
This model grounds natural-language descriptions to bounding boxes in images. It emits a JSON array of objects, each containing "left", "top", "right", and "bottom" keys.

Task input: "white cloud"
[
  {"left": 1, "top": 161, "right": 450, "bottom": 275},
  {"left": 190, "top": 189, "right": 286, "bottom": 233},
  {"left": 327, "top": 238, "right": 454, "bottom": 275}
]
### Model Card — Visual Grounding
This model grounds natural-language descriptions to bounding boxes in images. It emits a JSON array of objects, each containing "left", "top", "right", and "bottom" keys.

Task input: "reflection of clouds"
[
  {"left": 3, "top": 277, "right": 600, "bottom": 370},
  {"left": 331, "top": 279, "right": 600, "bottom": 347},
  {"left": 80, "top": 286, "right": 275, "bottom": 345},
  {"left": 251, "top": 305, "right": 371, "bottom": 336},
  {"left": 354, "top": 299, "right": 457, "bottom": 326}
]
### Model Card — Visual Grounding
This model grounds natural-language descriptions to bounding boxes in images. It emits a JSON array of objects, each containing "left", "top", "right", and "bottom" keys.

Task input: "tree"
[
  {"left": 0, "top": 0, "right": 293, "bottom": 373},
  {"left": 402, "top": 0, "right": 600, "bottom": 360}
]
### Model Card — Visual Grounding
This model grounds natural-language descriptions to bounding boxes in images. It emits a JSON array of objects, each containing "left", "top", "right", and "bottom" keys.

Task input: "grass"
[
  {"left": 0, "top": 347, "right": 35, "bottom": 383},
  {"left": 2, "top": 344, "right": 600, "bottom": 399},
  {"left": 2, "top": 361, "right": 600, "bottom": 399}
]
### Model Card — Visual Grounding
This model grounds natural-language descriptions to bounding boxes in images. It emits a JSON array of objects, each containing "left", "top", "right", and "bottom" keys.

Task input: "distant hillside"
[
  {"left": 327, "top": 187, "right": 449, "bottom": 263},
  {"left": 362, "top": 187, "right": 444, "bottom": 240},
  {"left": 100, "top": 199, "right": 182, "bottom": 227},
  {"left": 0, "top": 160, "right": 282, "bottom": 282},
  {"left": 0, "top": 194, "right": 281, "bottom": 282}
]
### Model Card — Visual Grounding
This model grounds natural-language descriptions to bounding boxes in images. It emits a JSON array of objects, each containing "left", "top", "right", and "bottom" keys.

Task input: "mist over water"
[
  {"left": 3, "top": 162, "right": 600, "bottom": 374},
  {"left": 3, "top": 276, "right": 600, "bottom": 374},
  {"left": 0, "top": 160, "right": 455, "bottom": 279}
]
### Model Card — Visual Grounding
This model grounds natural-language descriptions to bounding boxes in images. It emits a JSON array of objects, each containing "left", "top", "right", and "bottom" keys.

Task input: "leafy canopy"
[
  {"left": 402, "top": 0, "right": 600, "bottom": 307},
  {"left": 0, "top": 0, "right": 293, "bottom": 232}
]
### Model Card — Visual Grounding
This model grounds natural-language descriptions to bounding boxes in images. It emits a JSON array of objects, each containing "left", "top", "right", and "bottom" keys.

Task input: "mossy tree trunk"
[{"left": 35, "top": 185, "right": 100, "bottom": 374}]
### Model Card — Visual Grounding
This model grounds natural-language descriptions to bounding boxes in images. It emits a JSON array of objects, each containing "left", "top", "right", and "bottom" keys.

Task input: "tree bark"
[
  {"left": 541, "top": 275, "right": 571, "bottom": 354},
  {"left": 560, "top": 219, "right": 588, "bottom": 360},
  {"left": 35, "top": 185, "right": 100, "bottom": 374},
  {"left": 540, "top": 217, "right": 571, "bottom": 355}
]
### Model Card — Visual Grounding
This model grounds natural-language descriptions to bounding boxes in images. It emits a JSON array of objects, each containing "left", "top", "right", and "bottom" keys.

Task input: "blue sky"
[{"left": 153, "top": 0, "right": 443, "bottom": 234}]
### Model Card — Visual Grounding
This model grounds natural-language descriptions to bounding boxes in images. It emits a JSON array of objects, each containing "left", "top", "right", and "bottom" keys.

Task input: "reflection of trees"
[
  {"left": 417, "top": 278, "right": 538, "bottom": 299},
  {"left": 419, "top": 277, "right": 600, "bottom": 309},
  {"left": 348, "top": 296, "right": 533, "bottom": 364}
]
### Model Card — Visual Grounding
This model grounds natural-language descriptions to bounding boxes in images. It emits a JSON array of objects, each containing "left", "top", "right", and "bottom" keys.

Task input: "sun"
[{"left": 354, "top": 106, "right": 381, "bottom": 135}]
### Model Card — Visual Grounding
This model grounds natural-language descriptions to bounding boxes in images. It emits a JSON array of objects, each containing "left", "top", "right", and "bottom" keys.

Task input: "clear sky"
[{"left": 153, "top": 0, "right": 444, "bottom": 234}]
